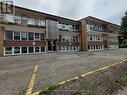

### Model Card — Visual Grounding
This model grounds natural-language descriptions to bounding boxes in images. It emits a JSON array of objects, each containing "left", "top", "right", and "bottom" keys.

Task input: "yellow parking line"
[
  {"left": 31, "top": 91, "right": 40, "bottom": 95},
  {"left": 26, "top": 65, "right": 39, "bottom": 95},
  {"left": 58, "top": 59, "right": 127, "bottom": 85},
  {"left": 31, "top": 58, "right": 127, "bottom": 95}
]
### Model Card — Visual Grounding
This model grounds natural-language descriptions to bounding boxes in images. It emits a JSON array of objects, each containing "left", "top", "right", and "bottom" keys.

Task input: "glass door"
[{"left": 48, "top": 40, "right": 56, "bottom": 52}]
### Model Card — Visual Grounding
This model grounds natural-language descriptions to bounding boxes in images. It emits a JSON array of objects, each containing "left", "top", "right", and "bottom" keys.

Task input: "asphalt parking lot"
[{"left": 0, "top": 48, "right": 127, "bottom": 95}]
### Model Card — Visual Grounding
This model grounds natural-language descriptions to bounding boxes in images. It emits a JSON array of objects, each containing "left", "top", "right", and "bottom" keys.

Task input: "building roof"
[
  {"left": 0, "top": 2, "right": 120, "bottom": 26},
  {"left": 80, "top": 16, "right": 120, "bottom": 27}
]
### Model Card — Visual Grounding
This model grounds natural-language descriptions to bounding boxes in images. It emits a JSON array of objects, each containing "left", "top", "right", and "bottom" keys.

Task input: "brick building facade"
[{"left": 0, "top": 5, "right": 120, "bottom": 56}]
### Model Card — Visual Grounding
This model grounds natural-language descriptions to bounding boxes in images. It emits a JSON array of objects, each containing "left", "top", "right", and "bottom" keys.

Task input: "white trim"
[{"left": 4, "top": 46, "right": 46, "bottom": 56}]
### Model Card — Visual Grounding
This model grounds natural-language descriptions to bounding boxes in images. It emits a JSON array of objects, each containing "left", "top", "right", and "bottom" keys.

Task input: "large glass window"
[
  {"left": 28, "top": 33, "right": 34, "bottom": 40},
  {"left": 59, "top": 35, "right": 62, "bottom": 41},
  {"left": 5, "top": 47, "right": 12, "bottom": 54},
  {"left": 59, "top": 46, "right": 61, "bottom": 51},
  {"left": 41, "top": 47, "right": 45, "bottom": 52},
  {"left": 29, "top": 47, "right": 34, "bottom": 53},
  {"left": 14, "top": 47, "right": 20, "bottom": 54},
  {"left": 90, "top": 35, "right": 92, "bottom": 41},
  {"left": 22, "top": 47, "right": 27, "bottom": 53},
  {"left": 21, "top": 32, "right": 28, "bottom": 40},
  {"left": 88, "top": 45, "right": 90, "bottom": 50},
  {"left": 14, "top": 32, "right": 20, "bottom": 40},
  {"left": 35, "top": 47, "right": 40, "bottom": 53},
  {"left": 40, "top": 20, "right": 45, "bottom": 27},
  {"left": 5, "top": 14, "right": 14, "bottom": 23},
  {"left": 40, "top": 33, "right": 45, "bottom": 40},
  {"left": 35, "top": 33, "right": 40, "bottom": 40},
  {"left": 14, "top": 16, "right": 21, "bottom": 24},
  {"left": 21, "top": 17, "right": 27, "bottom": 26},
  {"left": 5, "top": 31, "right": 13, "bottom": 40}
]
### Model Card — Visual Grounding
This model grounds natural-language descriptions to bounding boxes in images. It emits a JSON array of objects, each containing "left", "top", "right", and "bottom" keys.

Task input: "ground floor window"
[
  {"left": 58, "top": 46, "right": 79, "bottom": 52},
  {"left": 29, "top": 47, "right": 34, "bottom": 53},
  {"left": 109, "top": 45, "right": 118, "bottom": 49},
  {"left": 35, "top": 47, "right": 40, "bottom": 53},
  {"left": 4, "top": 46, "right": 45, "bottom": 55},
  {"left": 5, "top": 47, "right": 12, "bottom": 54},
  {"left": 41, "top": 47, "right": 45, "bottom": 52},
  {"left": 88, "top": 45, "right": 104, "bottom": 51},
  {"left": 22, "top": 47, "right": 27, "bottom": 53},
  {"left": 14, "top": 47, "right": 20, "bottom": 54}
]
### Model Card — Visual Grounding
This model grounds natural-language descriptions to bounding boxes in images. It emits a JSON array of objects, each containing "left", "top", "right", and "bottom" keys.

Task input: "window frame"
[{"left": 14, "top": 32, "right": 20, "bottom": 40}]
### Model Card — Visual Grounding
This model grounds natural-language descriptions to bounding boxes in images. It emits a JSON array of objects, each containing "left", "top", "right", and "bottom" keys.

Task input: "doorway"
[{"left": 48, "top": 40, "right": 56, "bottom": 52}]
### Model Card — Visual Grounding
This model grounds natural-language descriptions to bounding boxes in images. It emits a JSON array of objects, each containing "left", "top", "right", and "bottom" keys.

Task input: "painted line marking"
[
  {"left": 31, "top": 58, "right": 127, "bottom": 95},
  {"left": 58, "top": 59, "right": 127, "bottom": 85},
  {"left": 26, "top": 65, "right": 39, "bottom": 95}
]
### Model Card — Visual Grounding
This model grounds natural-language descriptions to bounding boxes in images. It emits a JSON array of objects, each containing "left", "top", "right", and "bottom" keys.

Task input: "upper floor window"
[
  {"left": 5, "top": 14, "right": 14, "bottom": 23},
  {"left": 35, "top": 33, "right": 40, "bottom": 40},
  {"left": 40, "top": 33, "right": 45, "bottom": 40},
  {"left": 21, "top": 17, "right": 28, "bottom": 26},
  {"left": 14, "top": 32, "right": 20, "bottom": 40},
  {"left": 28, "top": 33, "right": 34, "bottom": 40},
  {"left": 5, "top": 31, "right": 13, "bottom": 40},
  {"left": 21, "top": 32, "right": 28, "bottom": 40},
  {"left": 59, "top": 35, "right": 62, "bottom": 41},
  {"left": 14, "top": 16, "right": 21, "bottom": 24}
]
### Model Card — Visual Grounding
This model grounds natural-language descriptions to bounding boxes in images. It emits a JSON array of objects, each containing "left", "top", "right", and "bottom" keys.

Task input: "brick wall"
[
  {"left": 80, "top": 19, "right": 88, "bottom": 51},
  {"left": 0, "top": 27, "right": 4, "bottom": 56}
]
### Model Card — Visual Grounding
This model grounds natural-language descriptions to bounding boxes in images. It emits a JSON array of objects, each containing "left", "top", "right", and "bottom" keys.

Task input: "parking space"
[{"left": 0, "top": 49, "right": 127, "bottom": 95}]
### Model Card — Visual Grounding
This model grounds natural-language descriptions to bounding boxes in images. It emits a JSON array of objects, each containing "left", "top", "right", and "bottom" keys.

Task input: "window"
[
  {"left": 29, "top": 47, "right": 34, "bottom": 53},
  {"left": 39, "top": 20, "right": 45, "bottom": 27},
  {"left": 35, "top": 47, "right": 40, "bottom": 52},
  {"left": 5, "top": 14, "right": 14, "bottom": 23},
  {"left": 14, "top": 32, "right": 20, "bottom": 40},
  {"left": 22, "top": 47, "right": 27, "bottom": 53},
  {"left": 21, "top": 32, "right": 28, "bottom": 40},
  {"left": 41, "top": 47, "right": 45, "bottom": 52},
  {"left": 88, "top": 45, "right": 90, "bottom": 50},
  {"left": 98, "top": 36, "right": 100, "bottom": 41},
  {"left": 76, "top": 37, "right": 79, "bottom": 42},
  {"left": 62, "top": 37, "right": 65, "bottom": 42},
  {"left": 5, "top": 31, "right": 13, "bottom": 40},
  {"left": 70, "top": 37, "right": 73, "bottom": 42},
  {"left": 59, "top": 46, "right": 61, "bottom": 51},
  {"left": 62, "top": 46, "right": 65, "bottom": 51},
  {"left": 70, "top": 46, "right": 72, "bottom": 50},
  {"left": 14, "top": 47, "right": 20, "bottom": 54},
  {"left": 35, "top": 33, "right": 40, "bottom": 40},
  {"left": 73, "top": 37, "right": 76, "bottom": 42},
  {"left": 91, "top": 45, "right": 93, "bottom": 50},
  {"left": 40, "top": 33, "right": 45, "bottom": 40},
  {"left": 5, "top": 47, "right": 12, "bottom": 54},
  {"left": 21, "top": 17, "right": 27, "bottom": 26},
  {"left": 96, "top": 45, "right": 98, "bottom": 49},
  {"left": 93, "top": 35, "right": 95, "bottom": 41},
  {"left": 28, "top": 33, "right": 34, "bottom": 40},
  {"left": 74, "top": 46, "right": 76, "bottom": 50},
  {"left": 93, "top": 45, "right": 96, "bottom": 50},
  {"left": 67, "top": 46, "right": 69, "bottom": 50},
  {"left": 28, "top": 18, "right": 34, "bottom": 25},
  {"left": 72, "top": 46, "right": 74, "bottom": 50},
  {"left": 14, "top": 16, "right": 21, "bottom": 24},
  {"left": 90, "top": 35, "right": 92, "bottom": 41}
]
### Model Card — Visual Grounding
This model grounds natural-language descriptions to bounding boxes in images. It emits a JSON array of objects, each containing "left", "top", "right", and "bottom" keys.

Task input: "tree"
[
  {"left": 120, "top": 11, "right": 127, "bottom": 48},
  {"left": 121, "top": 11, "right": 127, "bottom": 39}
]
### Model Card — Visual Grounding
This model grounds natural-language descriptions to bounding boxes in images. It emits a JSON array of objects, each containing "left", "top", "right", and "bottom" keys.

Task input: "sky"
[{"left": 13, "top": 0, "right": 127, "bottom": 25}]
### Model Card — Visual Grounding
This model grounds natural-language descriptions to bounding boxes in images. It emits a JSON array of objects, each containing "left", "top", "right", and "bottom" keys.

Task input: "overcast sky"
[{"left": 14, "top": 0, "right": 127, "bottom": 25}]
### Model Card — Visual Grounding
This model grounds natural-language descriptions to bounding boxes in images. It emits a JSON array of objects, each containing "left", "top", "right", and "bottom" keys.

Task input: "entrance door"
[{"left": 48, "top": 40, "right": 56, "bottom": 52}]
